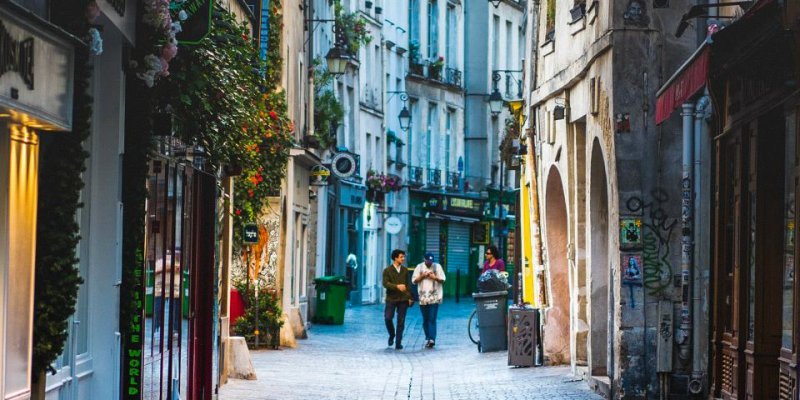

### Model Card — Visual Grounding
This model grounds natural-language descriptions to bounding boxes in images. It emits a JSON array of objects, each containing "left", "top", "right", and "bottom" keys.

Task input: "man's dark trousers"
[
  {"left": 420, "top": 303, "right": 439, "bottom": 341},
  {"left": 385, "top": 300, "right": 409, "bottom": 345}
]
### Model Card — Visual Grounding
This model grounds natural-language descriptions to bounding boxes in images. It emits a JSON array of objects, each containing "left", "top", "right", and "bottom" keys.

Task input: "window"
[
  {"left": 492, "top": 16, "right": 500, "bottom": 70},
  {"left": 410, "top": 0, "right": 420, "bottom": 44},
  {"left": 446, "top": 5, "right": 456, "bottom": 68},
  {"left": 427, "top": 103, "right": 437, "bottom": 169},
  {"left": 505, "top": 21, "right": 512, "bottom": 70},
  {"left": 428, "top": 0, "right": 439, "bottom": 59},
  {"left": 445, "top": 110, "right": 453, "bottom": 173},
  {"left": 546, "top": 0, "right": 556, "bottom": 32}
]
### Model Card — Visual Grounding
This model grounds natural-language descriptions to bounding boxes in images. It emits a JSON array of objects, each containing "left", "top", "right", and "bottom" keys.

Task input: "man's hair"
[{"left": 391, "top": 249, "right": 406, "bottom": 260}]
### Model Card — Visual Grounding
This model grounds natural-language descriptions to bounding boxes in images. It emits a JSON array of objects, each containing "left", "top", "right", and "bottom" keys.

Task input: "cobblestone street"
[{"left": 219, "top": 301, "right": 601, "bottom": 400}]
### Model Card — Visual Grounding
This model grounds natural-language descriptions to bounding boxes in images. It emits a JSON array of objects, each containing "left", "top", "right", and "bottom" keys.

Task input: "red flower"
[
  {"left": 235, "top": 209, "right": 242, "bottom": 216},
  {"left": 269, "top": 110, "right": 279, "bottom": 121},
  {"left": 248, "top": 189, "right": 254, "bottom": 198},
  {"left": 242, "top": 34, "right": 249, "bottom": 41}
]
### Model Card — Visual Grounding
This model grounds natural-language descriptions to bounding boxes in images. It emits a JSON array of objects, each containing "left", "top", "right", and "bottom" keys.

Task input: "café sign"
[{"left": 0, "top": 8, "right": 74, "bottom": 131}]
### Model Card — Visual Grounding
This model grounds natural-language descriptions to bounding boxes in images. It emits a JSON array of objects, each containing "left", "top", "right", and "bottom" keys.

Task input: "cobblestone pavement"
[{"left": 219, "top": 300, "right": 602, "bottom": 400}]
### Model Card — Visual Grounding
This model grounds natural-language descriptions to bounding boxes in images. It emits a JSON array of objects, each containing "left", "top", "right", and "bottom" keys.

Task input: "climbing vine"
[{"left": 31, "top": 0, "right": 94, "bottom": 379}]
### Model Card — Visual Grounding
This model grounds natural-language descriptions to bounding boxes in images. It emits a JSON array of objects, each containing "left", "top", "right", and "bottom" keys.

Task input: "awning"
[
  {"left": 428, "top": 212, "right": 481, "bottom": 224},
  {"left": 655, "top": 44, "right": 710, "bottom": 125}
]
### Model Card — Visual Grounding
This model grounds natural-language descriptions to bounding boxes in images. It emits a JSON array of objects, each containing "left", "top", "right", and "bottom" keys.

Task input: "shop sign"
[
  {"left": 243, "top": 223, "right": 259, "bottom": 244},
  {"left": 310, "top": 164, "right": 330, "bottom": 186},
  {"left": 338, "top": 181, "right": 365, "bottom": 209},
  {"left": 175, "top": 0, "right": 212, "bottom": 44},
  {"left": 0, "top": 9, "right": 74, "bottom": 131},
  {"left": 441, "top": 195, "right": 483, "bottom": 217},
  {"left": 331, "top": 152, "right": 358, "bottom": 179},
  {"left": 385, "top": 216, "right": 403, "bottom": 234}
]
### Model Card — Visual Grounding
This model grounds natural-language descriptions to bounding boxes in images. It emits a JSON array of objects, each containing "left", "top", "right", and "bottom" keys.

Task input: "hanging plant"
[
  {"left": 366, "top": 170, "right": 403, "bottom": 193},
  {"left": 133, "top": 0, "right": 182, "bottom": 87},
  {"left": 313, "top": 60, "right": 343, "bottom": 149},
  {"left": 158, "top": 1, "right": 292, "bottom": 253},
  {"left": 333, "top": 0, "right": 372, "bottom": 56}
]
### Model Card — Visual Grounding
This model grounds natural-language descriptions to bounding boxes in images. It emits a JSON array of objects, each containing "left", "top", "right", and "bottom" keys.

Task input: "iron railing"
[
  {"left": 446, "top": 172, "right": 460, "bottom": 190},
  {"left": 427, "top": 168, "right": 442, "bottom": 187},
  {"left": 408, "top": 166, "right": 424, "bottom": 186}
]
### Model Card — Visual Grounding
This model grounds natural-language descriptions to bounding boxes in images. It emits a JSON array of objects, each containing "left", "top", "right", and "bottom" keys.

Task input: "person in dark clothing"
[{"left": 383, "top": 249, "right": 412, "bottom": 350}]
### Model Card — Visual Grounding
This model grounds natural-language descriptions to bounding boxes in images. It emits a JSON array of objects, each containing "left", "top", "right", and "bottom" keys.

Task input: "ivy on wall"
[
  {"left": 313, "top": 61, "right": 343, "bottom": 149},
  {"left": 31, "top": 0, "right": 93, "bottom": 379}
]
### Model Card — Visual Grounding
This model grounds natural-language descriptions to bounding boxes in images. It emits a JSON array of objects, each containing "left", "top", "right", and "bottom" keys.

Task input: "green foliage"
[
  {"left": 161, "top": 4, "right": 294, "bottom": 252},
  {"left": 232, "top": 282, "right": 284, "bottom": 348},
  {"left": 32, "top": 0, "right": 92, "bottom": 377},
  {"left": 333, "top": 0, "right": 372, "bottom": 56},
  {"left": 546, "top": 0, "right": 556, "bottom": 31},
  {"left": 313, "top": 63, "right": 343, "bottom": 149},
  {"left": 500, "top": 117, "right": 521, "bottom": 167}
]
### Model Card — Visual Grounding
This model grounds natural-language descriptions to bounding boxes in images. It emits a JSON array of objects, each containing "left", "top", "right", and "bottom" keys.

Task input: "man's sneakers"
[
  {"left": 388, "top": 336, "right": 394, "bottom": 347},
  {"left": 395, "top": 344, "right": 404, "bottom": 350},
  {"left": 425, "top": 339, "right": 436, "bottom": 349}
]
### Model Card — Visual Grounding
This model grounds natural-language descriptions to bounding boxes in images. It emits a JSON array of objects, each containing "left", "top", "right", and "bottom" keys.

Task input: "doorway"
[{"left": 544, "top": 167, "right": 571, "bottom": 365}]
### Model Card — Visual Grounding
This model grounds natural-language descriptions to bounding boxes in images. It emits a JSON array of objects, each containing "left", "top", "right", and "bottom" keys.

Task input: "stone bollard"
[{"left": 227, "top": 336, "right": 257, "bottom": 380}]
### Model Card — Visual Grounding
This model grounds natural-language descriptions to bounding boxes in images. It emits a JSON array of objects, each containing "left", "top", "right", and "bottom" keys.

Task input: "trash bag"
[{"left": 477, "top": 269, "right": 511, "bottom": 293}]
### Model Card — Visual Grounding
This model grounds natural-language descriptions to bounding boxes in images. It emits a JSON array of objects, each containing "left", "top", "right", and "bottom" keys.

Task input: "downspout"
[
  {"left": 690, "top": 93, "right": 710, "bottom": 395},
  {"left": 678, "top": 103, "right": 694, "bottom": 365}
]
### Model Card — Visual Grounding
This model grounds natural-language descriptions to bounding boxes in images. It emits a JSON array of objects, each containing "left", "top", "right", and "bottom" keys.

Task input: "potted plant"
[{"left": 429, "top": 56, "right": 444, "bottom": 80}]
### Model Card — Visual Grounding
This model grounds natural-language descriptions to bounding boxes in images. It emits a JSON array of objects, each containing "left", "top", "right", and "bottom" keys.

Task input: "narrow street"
[{"left": 219, "top": 301, "right": 601, "bottom": 400}]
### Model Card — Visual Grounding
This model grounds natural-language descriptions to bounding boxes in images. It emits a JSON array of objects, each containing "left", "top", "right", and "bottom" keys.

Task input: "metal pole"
[{"left": 456, "top": 270, "right": 460, "bottom": 303}]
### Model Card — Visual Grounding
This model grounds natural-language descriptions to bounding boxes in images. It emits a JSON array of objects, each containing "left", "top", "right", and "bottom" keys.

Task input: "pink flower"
[
  {"left": 158, "top": 56, "right": 170, "bottom": 77},
  {"left": 160, "top": 43, "right": 178, "bottom": 62}
]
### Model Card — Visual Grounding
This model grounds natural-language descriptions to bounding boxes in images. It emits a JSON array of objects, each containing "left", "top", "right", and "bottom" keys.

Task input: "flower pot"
[
  {"left": 365, "top": 0, "right": 372, "bottom": 8},
  {"left": 366, "top": 188, "right": 384, "bottom": 204}
]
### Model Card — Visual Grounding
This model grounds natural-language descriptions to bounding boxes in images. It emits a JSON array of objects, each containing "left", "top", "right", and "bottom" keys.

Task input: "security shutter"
[
  {"left": 446, "top": 222, "right": 470, "bottom": 273},
  {"left": 425, "top": 220, "right": 441, "bottom": 262}
]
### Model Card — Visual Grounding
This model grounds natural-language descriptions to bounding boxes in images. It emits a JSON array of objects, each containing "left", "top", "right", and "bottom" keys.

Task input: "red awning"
[{"left": 655, "top": 45, "right": 710, "bottom": 125}]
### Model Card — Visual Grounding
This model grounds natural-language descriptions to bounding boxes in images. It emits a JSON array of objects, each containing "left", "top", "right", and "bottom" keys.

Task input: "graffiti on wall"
[
  {"left": 620, "top": 217, "right": 642, "bottom": 249},
  {"left": 625, "top": 188, "right": 678, "bottom": 296},
  {"left": 621, "top": 252, "right": 644, "bottom": 308}
]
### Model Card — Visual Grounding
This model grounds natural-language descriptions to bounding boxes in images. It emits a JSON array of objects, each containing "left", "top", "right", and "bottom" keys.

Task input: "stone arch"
[
  {"left": 588, "top": 138, "right": 611, "bottom": 377},
  {"left": 544, "top": 166, "right": 571, "bottom": 365}
]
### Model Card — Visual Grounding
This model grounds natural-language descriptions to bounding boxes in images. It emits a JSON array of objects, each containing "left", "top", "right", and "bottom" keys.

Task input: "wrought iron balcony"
[
  {"left": 443, "top": 68, "right": 462, "bottom": 88},
  {"left": 408, "top": 166, "right": 424, "bottom": 187},
  {"left": 427, "top": 168, "right": 442, "bottom": 187},
  {"left": 446, "top": 171, "right": 460, "bottom": 190}
]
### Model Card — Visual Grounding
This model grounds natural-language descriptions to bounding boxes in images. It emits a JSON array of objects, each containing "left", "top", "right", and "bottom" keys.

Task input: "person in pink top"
[{"left": 482, "top": 245, "right": 506, "bottom": 273}]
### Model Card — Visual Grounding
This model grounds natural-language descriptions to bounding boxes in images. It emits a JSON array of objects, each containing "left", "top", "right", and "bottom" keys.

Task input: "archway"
[
  {"left": 544, "top": 167, "right": 571, "bottom": 364},
  {"left": 589, "top": 138, "right": 610, "bottom": 377}
]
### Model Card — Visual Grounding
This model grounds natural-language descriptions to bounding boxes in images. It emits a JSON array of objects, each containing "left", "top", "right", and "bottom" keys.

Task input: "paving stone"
[{"left": 219, "top": 301, "right": 602, "bottom": 400}]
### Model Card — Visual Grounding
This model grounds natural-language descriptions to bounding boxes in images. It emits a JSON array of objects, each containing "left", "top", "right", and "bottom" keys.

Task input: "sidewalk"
[{"left": 219, "top": 300, "right": 602, "bottom": 400}]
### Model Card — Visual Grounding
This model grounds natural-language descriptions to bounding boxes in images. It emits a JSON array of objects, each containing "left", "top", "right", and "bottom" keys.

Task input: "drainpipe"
[
  {"left": 690, "top": 93, "right": 710, "bottom": 396},
  {"left": 678, "top": 103, "right": 694, "bottom": 365}
]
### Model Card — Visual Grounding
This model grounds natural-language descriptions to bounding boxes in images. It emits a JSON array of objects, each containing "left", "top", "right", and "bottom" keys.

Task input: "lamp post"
[{"left": 325, "top": 45, "right": 350, "bottom": 76}]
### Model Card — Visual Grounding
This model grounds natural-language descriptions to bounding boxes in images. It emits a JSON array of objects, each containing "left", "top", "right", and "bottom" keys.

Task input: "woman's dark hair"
[
  {"left": 391, "top": 249, "right": 406, "bottom": 260},
  {"left": 485, "top": 245, "right": 499, "bottom": 258}
]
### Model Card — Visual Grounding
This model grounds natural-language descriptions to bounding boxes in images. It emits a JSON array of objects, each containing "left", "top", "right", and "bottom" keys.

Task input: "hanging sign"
[
  {"left": 311, "top": 164, "right": 331, "bottom": 186},
  {"left": 385, "top": 216, "right": 403, "bottom": 234},
  {"left": 173, "top": 0, "right": 212, "bottom": 44},
  {"left": 331, "top": 152, "right": 357, "bottom": 179},
  {"left": 243, "top": 223, "right": 259, "bottom": 244}
]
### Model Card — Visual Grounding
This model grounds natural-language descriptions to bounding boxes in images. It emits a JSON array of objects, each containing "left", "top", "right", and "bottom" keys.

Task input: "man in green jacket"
[{"left": 383, "top": 249, "right": 411, "bottom": 349}]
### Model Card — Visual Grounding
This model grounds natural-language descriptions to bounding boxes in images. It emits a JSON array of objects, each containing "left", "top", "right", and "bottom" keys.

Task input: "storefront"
[
  {"left": 0, "top": 4, "right": 74, "bottom": 399},
  {"left": 127, "top": 139, "right": 219, "bottom": 400},
  {"left": 705, "top": 2, "right": 800, "bottom": 398},
  {"left": 325, "top": 178, "right": 366, "bottom": 304},
  {"left": 409, "top": 191, "right": 488, "bottom": 297}
]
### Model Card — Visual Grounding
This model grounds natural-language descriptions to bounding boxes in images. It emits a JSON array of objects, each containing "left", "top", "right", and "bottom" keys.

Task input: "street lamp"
[
  {"left": 488, "top": 89, "right": 504, "bottom": 116},
  {"left": 325, "top": 45, "right": 350, "bottom": 76},
  {"left": 388, "top": 91, "right": 412, "bottom": 131},
  {"left": 398, "top": 106, "right": 412, "bottom": 132}
]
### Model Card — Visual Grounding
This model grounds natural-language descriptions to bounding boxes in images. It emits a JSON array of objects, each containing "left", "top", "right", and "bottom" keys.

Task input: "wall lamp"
[{"left": 388, "top": 91, "right": 412, "bottom": 131}]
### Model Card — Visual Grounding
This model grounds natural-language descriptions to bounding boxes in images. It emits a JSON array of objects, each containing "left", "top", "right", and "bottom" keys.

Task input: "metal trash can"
[
  {"left": 313, "top": 276, "right": 349, "bottom": 324},
  {"left": 472, "top": 290, "right": 508, "bottom": 352},
  {"left": 508, "top": 305, "right": 540, "bottom": 367}
]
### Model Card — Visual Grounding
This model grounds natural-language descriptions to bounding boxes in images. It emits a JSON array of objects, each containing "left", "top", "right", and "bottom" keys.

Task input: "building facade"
[{"left": 524, "top": 0, "right": 705, "bottom": 397}]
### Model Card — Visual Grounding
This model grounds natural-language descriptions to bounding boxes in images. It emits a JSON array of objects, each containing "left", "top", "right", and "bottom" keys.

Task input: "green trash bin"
[{"left": 313, "top": 276, "right": 349, "bottom": 324}]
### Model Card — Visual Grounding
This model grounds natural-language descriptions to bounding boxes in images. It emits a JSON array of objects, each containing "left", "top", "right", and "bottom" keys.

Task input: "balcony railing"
[
  {"left": 427, "top": 168, "right": 442, "bottom": 187},
  {"left": 443, "top": 68, "right": 462, "bottom": 87},
  {"left": 446, "top": 172, "right": 460, "bottom": 190},
  {"left": 407, "top": 60, "right": 462, "bottom": 89},
  {"left": 408, "top": 166, "right": 424, "bottom": 187}
]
